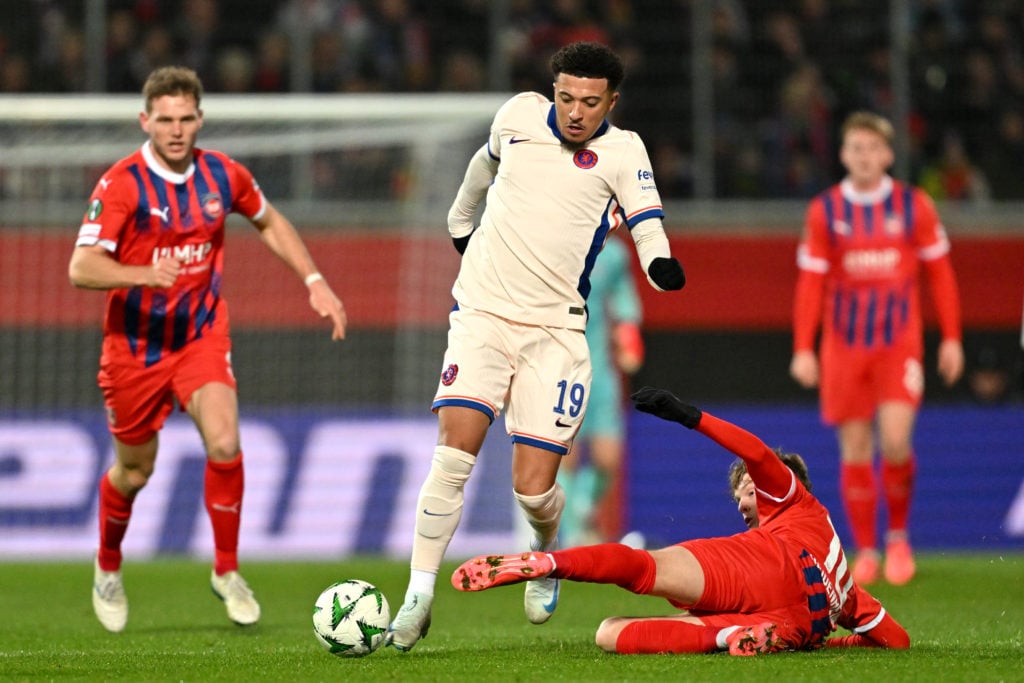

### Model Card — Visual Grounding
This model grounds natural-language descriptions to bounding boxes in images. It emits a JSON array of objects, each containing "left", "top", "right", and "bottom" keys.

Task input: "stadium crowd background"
[{"left": 5, "top": 0, "right": 1024, "bottom": 201}]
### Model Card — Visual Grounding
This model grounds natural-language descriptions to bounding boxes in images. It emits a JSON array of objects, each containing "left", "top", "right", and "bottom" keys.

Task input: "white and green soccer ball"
[{"left": 312, "top": 579, "right": 391, "bottom": 657}]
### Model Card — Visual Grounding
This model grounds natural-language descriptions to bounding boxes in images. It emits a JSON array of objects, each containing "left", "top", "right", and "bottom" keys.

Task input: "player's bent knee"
[{"left": 595, "top": 617, "right": 627, "bottom": 653}]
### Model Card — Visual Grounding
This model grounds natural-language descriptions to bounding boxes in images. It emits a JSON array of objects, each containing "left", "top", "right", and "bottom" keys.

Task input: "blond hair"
[{"left": 841, "top": 111, "right": 894, "bottom": 145}]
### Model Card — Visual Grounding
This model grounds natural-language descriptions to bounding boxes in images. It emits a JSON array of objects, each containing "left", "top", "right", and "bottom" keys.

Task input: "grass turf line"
[{"left": 0, "top": 553, "right": 1021, "bottom": 681}]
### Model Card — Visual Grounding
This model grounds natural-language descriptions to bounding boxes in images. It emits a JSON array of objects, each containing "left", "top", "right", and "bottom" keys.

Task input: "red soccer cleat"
[
  {"left": 726, "top": 622, "right": 787, "bottom": 656},
  {"left": 852, "top": 549, "right": 881, "bottom": 585},
  {"left": 451, "top": 552, "right": 555, "bottom": 592},
  {"left": 884, "top": 539, "right": 916, "bottom": 585}
]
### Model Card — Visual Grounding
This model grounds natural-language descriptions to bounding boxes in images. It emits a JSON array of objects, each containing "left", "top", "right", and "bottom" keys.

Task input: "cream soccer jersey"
[{"left": 452, "top": 92, "right": 664, "bottom": 331}]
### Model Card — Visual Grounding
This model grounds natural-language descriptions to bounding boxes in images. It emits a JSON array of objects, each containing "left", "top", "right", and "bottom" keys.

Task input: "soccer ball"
[{"left": 312, "top": 579, "right": 391, "bottom": 657}]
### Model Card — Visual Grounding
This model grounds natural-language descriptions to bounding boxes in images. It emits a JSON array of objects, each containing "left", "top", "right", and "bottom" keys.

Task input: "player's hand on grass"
[{"left": 630, "top": 386, "right": 702, "bottom": 428}]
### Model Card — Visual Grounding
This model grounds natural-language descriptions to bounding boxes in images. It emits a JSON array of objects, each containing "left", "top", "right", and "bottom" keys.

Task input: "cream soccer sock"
[
  {"left": 515, "top": 482, "right": 566, "bottom": 552},
  {"left": 409, "top": 445, "right": 476, "bottom": 579}
]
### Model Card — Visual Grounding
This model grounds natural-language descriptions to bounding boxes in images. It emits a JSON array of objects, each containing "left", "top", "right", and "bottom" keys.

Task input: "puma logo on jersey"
[{"left": 150, "top": 206, "right": 171, "bottom": 222}]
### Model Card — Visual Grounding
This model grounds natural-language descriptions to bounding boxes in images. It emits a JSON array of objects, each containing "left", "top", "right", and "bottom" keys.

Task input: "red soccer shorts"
[
  {"left": 666, "top": 531, "right": 813, "bottom": 648},
  {"left": 819, "top": 335, "right": 924, "bottom": 425},
  {"left": 98, "top": 332, "right": 236, "bottom": 444}
]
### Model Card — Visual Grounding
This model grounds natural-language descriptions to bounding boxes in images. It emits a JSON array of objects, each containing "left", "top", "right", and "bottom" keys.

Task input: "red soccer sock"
[
  {"left": 205, "top": 453, "right": 244, "bottom": 575},
  {"left": 97, "top": 472, "right": 133, "bottom": 572},
  {"left": 549, "top": 543, "right": 657, "bottom": 595},
  {"left": 616, "top": 619, "right": 719, "bottom": 654},
  {"left": 881, "top": 456, "right": 915, "bottom": 535},
  {"left": 840, "top": 462, "right": 878, "bottom": 551}
]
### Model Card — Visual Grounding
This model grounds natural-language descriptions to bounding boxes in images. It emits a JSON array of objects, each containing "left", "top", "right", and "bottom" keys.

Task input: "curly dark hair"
[{"left": 549, "top": 41, "right": 625, "bottom": 91}]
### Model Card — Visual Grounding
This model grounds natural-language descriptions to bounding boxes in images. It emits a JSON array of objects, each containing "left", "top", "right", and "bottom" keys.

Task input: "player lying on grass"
[{"left": 452, "top": 387, "right": 910, "bottom": 655}]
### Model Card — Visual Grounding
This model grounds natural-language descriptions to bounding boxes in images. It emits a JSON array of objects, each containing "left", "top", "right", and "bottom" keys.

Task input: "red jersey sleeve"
[
  {"left": 909, "top": 189, "right": 961, "bottom": 341},
  {"left": 695, "top": 412, "right": 793, "bottom": 499},
  {"left": 834, "top": 583, "right": 910, "bottom": 649},
  {"left": 76, "top": 163, "right": 141, "bottom": 252},
  {"left": 793, "top": 198, "right": 830, "bottom": 352}
]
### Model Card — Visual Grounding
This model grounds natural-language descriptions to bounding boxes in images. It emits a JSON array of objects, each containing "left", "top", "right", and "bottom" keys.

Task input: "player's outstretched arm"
[
  {"left": 826, "top": 611, "right": 910, "bottom": 649},
  {"left": 631, "top": 387, "right": 701, "bottom": 428},
  {"left": 253, "top": 202, "right": 347, "bottom": 340},
  {"left": 631, "top": 387, "right": 788, "bottom": 492}
]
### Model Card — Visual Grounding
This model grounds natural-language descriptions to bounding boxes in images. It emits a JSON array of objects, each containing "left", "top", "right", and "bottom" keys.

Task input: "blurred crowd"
[{"left": 4, "top": 0, "right": 1024, "bottom": 200}]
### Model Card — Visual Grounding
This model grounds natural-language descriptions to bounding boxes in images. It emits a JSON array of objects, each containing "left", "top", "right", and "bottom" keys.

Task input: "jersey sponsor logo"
[
  {"left": 99, "top": 177, "right": 112, "bottom": 190},
  {"left": 573, "top": 149, "right": 598, "bottom": 169},
  {"left": 509, "top": 136, "right": 529, "bottom": 144},
  {"left": 842, "top": 248, "right": 901, "bottom": 276},
  {"left": 152, "top": 241, "right": 213, "bottom": 266},
  {"left": 441, "top": 363, "right": 459, "bottom": 386},
  {"left": 201, "top": 192, "right": 224, "bottom": 221},
  {"left": 554, "top": 418, "right": 573, "bottom": 428}
]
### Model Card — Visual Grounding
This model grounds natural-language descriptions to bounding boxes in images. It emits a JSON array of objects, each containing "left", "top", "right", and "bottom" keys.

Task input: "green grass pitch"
[{"left": 1, "top": 553, "right": 1022, "bottom": 681}]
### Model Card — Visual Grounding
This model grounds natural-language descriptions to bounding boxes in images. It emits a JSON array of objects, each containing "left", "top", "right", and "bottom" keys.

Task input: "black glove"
[
  {"left": 647, "top": 257, "right": 685, "bottom": 291},
  {"left": 631, "top": 386, "right": 702, "bottom": 428}
]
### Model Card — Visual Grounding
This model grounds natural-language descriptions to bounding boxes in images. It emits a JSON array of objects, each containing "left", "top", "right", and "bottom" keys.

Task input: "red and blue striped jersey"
[
  {"left": 76, "top": 142, "right": 265, "bottom": 367},
  {"left": 796, "top": 176, "right": 950, "bottom": 349}
]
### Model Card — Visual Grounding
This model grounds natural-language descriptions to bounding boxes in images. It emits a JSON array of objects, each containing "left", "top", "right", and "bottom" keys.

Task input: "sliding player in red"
[
  {"left": 452, "top": 387, "right": 910, "bottom": 655},
  {"left": 789, "top": 111, "right": 963, "bottom": 586}
]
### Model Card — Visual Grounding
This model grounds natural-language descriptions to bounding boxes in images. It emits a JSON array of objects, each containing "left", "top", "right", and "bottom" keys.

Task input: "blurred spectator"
[
  {"left": 918, "top": 131, "right": 991, "bottom": 202},
  {"left": 174, "top": 0, "right": 224, "bottom": 85},
  {"left": 363, "top": 0, "right": 432, "bottom": 91},
  {"left": 0, "top": 53, "right": 32, "bottom": 92},
  {"left": 252, "top": 30, "right": 291, "bottom": 92},
  {"left": 105, "top": 9, "right": 140, "bottom": 92},
  {"left": 978, "top": 107, "right": 1024, "bottom": 199},
  {"left": 438, "top": 48, "right": 487, "bottom": 92},
  {"left": 212, "top": 46, "right": 256, "bottom": 93},
  {"left": 128, "top": 26, "right": 177, "bottom": 92},
  {"left": 37, "top": 27, "right": 87, "bottom": 92},
  {"left": 6, "top": 0, "right": 1024, "bottom": 205}
]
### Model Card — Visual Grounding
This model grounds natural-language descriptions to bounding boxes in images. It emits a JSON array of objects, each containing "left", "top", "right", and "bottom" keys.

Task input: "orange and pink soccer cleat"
[
  {"left": 452, "top": 552, "right": 555, "bottom": 592},
  {"left": 726, "top": 622, "right": 787, "bottom": 656}
]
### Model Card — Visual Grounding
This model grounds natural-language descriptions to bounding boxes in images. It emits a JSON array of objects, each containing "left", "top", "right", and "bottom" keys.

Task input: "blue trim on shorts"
[
  {"left": 511, "top": 433, "right": 569, "bottom": 455},
  {"left": 432, "top": 397, "right": 495, "bottom": 423}
]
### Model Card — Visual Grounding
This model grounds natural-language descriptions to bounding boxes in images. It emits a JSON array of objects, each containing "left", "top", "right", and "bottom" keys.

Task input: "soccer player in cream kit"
[{"left": 388, "top": 41, "right": 686, "bottom": 651}]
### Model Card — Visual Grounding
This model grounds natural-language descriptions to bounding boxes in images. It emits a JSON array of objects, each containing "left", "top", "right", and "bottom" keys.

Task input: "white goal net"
[{"left": 0, "top": 93, "right": 508, "bottom": 412}]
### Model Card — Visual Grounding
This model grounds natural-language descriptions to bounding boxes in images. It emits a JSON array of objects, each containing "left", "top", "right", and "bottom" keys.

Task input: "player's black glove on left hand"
[
  {"left": 631, "top": 386, "right": 702, "bottom": 429},
  {"left": 647, "top": 257, "right": 686, "bottom": 290}
]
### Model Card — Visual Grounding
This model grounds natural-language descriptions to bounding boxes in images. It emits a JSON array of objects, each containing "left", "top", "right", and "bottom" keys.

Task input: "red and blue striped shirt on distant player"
[
  {"left": 796, "top": 175, "right": 951, "bottom": 349},
  {"left": 75, "top": 141, "right": 265, "bottom": 367}
]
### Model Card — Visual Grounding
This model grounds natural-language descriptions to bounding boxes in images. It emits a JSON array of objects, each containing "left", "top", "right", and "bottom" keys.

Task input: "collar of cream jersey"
[{"left": 141, "top": 140, "right": 196, "bottom": 184}]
